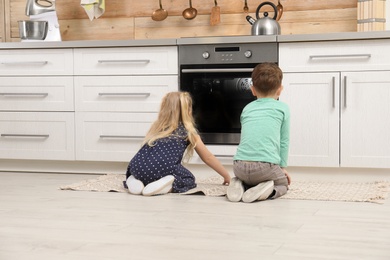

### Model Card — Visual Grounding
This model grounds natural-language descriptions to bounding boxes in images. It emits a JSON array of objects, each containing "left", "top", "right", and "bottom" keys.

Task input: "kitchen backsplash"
[{"left": 2, "top": 0, "right": 358, "bottom": 42}]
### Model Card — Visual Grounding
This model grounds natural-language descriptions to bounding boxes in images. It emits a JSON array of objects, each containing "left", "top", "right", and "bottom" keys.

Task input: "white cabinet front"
[
  {"left": 74, "top": 46, "right": 178, "bottom": 75},
  {"left": 341, "top": 71, "right": 390, "bottom": 168},
  {"left": 280, "top": 73, "right": 340, "bottom": 167},
  {"left": 0, "top": 77, "right": 74, "bottom": 111},
  {"left": 75, "top": 112, "right": 157, "bottom": 162},
  {"left": 279, "top": 40, "right": 390, "bottom": 73},
  {"left": 281, "top": 71, "right": 390, "bottom": 169},
  {"left": 75, "top": 76, "right": 177, "bottom": 112},
  {"left": 0, "top": 49, "right": 73, "bottom": 76},
  {"left": 0, "top": 112, "right": 75, "bottom": 160}
]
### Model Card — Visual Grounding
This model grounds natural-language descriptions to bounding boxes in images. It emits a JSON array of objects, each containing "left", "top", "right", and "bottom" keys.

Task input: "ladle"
[
  {"left": 152, "top": 0, "right": 168, "bottom": 21},
  {"left": 183, "top": 0, "right": 197, "bottom": 20},
  {"left": 276, "top": 0, "right": 283, "bottom": 21},
  {"left": 243, "top": 0, "right": 249, "bottom": 13}
]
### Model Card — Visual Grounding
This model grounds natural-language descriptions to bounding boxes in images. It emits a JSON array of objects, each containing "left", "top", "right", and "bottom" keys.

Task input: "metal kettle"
[{"left": 246, "top": 1, "right": 281, "bottom": 36}]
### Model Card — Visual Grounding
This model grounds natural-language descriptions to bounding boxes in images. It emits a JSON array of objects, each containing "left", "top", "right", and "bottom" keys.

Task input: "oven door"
[{"left": 180, "top": 64, "right": 257, "bottom": 145}]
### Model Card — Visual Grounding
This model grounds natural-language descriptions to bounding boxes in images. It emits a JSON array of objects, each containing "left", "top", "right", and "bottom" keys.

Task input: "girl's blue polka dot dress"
[{"left": 126, "top": 124, "right": 196, "bottom": 193}]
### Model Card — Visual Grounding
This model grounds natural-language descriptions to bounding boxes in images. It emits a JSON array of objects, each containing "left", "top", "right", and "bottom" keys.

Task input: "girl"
[{"left": 125, "top": 91, "right": 231, "bottom": 196}]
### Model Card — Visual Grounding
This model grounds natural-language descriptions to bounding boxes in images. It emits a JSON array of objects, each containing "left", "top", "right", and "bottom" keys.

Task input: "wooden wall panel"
[
  {"left": 9, "top": 0, "right": 26, "bottom": 38},
  {"left": 60, "top": 18, "right": 135, "bottom": 41},
  {"left": 6, "top": 0, "right": 359, "bottom": 42},
  {"left": 135, "top": 7, "right": 357, "bottom": 39},
  {"left": 0, "top": 0, "right": 4, "bottom": 41}
]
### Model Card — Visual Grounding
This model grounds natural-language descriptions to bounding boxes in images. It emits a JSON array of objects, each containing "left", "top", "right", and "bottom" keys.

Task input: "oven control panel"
[
  {"left": 202, "top": 46, "right": 252, "bottom": 63},
  {"left": 179, "top": 42, "right": 277, "bottom": 65},
  {"left": 202, "top": 51, "right": 252, "bottom": 61}
]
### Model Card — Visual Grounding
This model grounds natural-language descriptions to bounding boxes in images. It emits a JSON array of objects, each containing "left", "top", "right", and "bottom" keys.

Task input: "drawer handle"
[
  {"left": 1, "top": 134, "right": 49, "bottom": 138},
  {"left": 309, "top": 54, "right": 371, "bottom": 60},
  {"left": 97, "top": 59, "right": 150, "bottom": 64},
  {"left": 98, "top": 93, "right": 151, "bottom": 97},
  {"left": 99, "top": 135, "right": 144, "bottom": 139},
  {"left": 0, "top": 61, "right": 49, "bottom": 65},
  {"left": 0, "top": 93, "right": 49, "bottom": 97}
]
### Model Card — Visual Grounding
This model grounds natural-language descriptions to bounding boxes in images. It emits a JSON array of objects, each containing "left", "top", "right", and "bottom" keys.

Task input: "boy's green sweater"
[{"left": 234, "top": 98, "right": 290, "bottom": 167}]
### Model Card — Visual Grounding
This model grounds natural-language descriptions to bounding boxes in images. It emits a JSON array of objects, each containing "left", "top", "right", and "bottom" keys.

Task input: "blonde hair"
[{"left": 143, "top": 91, "right": 198, "bottom": 160}]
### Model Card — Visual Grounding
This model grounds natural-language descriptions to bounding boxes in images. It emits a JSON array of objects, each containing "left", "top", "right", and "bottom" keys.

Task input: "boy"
[{"left": 227, "top": 62, "right": 291, "bottom": 203}]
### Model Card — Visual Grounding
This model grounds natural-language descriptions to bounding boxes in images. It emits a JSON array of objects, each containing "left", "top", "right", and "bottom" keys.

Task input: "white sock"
[
  {"left": 126, "top": 175, "right": 144, "bottom": 195},
  {"left": 142, "top": 175, "right": 175, "bottom": 196}
]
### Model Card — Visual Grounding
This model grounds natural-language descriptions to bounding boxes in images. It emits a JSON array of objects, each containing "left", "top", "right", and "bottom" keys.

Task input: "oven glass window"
[{"left": 180, "top": 64, "right": 256, "bottom": 145}]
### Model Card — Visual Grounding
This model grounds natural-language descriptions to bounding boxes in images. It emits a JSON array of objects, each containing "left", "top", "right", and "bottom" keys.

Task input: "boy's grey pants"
[{"left": 233, "top": 160, "right": 289, "bottom": 199}]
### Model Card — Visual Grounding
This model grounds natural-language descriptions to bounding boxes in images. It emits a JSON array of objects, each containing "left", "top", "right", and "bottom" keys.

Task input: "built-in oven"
[{"left": 178, "top": 39, "right": 278, "bottom": 145}]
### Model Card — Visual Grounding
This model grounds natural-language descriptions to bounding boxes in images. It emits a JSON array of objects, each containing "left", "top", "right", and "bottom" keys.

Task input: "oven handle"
[{"left": 181, "top": 68, "right": 254, "bottom": 73}]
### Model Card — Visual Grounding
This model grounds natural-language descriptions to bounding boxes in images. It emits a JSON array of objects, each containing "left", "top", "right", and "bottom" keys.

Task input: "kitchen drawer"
[
  {"left": 188, "top": 145, "right": 237, "bottom": 165},
  {"left": 0, "top": 77, "right": 74, "bottom": 111},
  {"left": 74, "top": 46, "right": 178, "bottom": 75},
  {"left": 75, "top": 112, "right": 157, "bottom": 162},
  {"left": 75, "top": 75, "right": 177, "bottom": 112},
  {"left": 0, "top": 112, "right": 75, "bottom": 160},
  {"left": 0, "top": 49, "right": 73, "bottom": 76},
  {"left": 279, "top": 39, "right": 390, "bottom": 72}
]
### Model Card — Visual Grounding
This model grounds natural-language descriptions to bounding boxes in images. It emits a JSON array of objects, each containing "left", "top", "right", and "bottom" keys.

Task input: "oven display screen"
[{"left": 215, "top": 47, "right": 240, "bottom": 52}]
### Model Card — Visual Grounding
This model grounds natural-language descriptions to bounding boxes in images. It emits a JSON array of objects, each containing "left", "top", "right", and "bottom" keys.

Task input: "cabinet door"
[
  {"left": 279, "top": 40, "right": 390, "bottom": 73},
  {"left": 0, "top": 49, "right": 73, "bottom": 76},
  {"left": 0, "top": 112, "right": 75, "bottom": 160},
  {"left": 341, "top": 71, "right": 390, "bottom": 168},
  {"left": 0, "top": 76, "right": 74, "bottom": 111},
  {"left": 280, "top": 73, "right": 340, "bottom": 167},
  {"left": 74, "top": 46, "right": 178, "bottom": 76},
  {"left": 75, "top": 75, "right": 178, "bottom": 112},
  {"left": 75, "top": 112, "right": 157, "bottom": 162}
]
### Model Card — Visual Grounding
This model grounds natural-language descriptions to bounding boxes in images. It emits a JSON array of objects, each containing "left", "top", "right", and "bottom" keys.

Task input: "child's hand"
[
  {"left": 223, "top": 176, "right": 231, "bottom": 185},
  {"left": 282, "top": 168, "right": 291, "bottom": 185}
]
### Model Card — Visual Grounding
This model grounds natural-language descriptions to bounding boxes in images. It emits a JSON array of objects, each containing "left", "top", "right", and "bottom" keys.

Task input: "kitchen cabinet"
[
  {"left": 280, "top": 73, "right": 340, "bottom": 167},
  {"left": 75, "top": 112, "right": 157, "bottom": 162},
  {"left": 73, "top": 46, "right": 178, "bottom": 162},
  {"left": 279, "top": 39, "right": 390, "bottom": 168},
  {"left": 74, "top": 75, "right": 177, "bottom": 112},
  {"left": 341, "top": 71, "right": 390, "bottom": 168},
  {"left": 0, "top": 44, "right": 178, "bottom": 172},
  {"left": 73, "top": 47, "right": 178, "bottom": 75},
  {"left": 0, "top": 76, "right": 74, "bottom": 111},
  {"left": 0, "top": 112, "right": 75, "bottom": 160},
  {"left": 0, "top": 49, "right": 73, "bottom": 75},
  {"left": 0, "top": 49, "right": 74, "bottom": 160}
]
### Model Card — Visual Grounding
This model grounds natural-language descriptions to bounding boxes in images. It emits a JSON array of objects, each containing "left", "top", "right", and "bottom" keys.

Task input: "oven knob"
[
  {"left": 244, "top": 50, "right": 252, "bottom": 58},
  {"left": 202, "top": 51, "right": 210, "bottom": 59}
]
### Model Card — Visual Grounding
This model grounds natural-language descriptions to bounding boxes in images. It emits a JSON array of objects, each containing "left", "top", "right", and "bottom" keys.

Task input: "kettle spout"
[{"left": 246, "top": 15, "right": 256, "bottom": 25}]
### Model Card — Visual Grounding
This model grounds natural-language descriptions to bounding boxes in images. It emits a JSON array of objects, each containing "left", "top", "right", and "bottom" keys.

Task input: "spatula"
[{"left": 210, "top": 0, "right": 220, "bottom": 26}]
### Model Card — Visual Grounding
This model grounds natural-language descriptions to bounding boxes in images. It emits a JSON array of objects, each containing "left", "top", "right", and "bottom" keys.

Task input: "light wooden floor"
[{"left": 1, "top": 171, "right": 390, "bottom": 260}]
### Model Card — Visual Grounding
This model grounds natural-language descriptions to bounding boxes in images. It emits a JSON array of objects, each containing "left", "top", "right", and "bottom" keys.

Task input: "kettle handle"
[{"left": 256, "top": 1, "right": 278, "bottom": 20}]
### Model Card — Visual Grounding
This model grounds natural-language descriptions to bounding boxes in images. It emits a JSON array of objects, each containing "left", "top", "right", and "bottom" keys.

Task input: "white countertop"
[
  {"left": 277, "top": 30, "right": 390, "bottom": 42},
  {"left": 0, "top": 38, "right": 178, "bottom": 49},
  {"left": 1, "top": 31, "right": 390, "bottom": 49}
]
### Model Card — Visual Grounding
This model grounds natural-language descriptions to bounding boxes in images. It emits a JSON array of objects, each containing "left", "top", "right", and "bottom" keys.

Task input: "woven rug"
[{"left": 59, "top": 174, "right": 390, "bottom": 204}]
